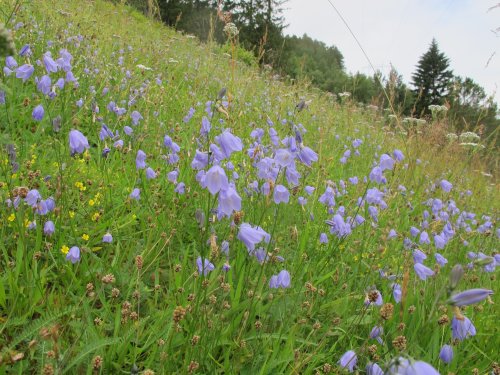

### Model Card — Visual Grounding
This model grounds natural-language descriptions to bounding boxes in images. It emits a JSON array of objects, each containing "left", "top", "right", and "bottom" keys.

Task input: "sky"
[{"left": 283, "top": 0, "right": 500, "bottom": 104}]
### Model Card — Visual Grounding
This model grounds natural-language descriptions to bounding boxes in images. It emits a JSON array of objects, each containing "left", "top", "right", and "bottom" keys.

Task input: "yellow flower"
[
  {"left": 7, "top": 213, "right": 15, "bottom": 222},
  {"left": 61, "top": 245, "right": 69, "bottom": 254},
  {"left": 91, "top": 212, "right": 101, "bottom": 222},
  {"left": 74, "top": 181, "right": 86, "bottom": 191},
  {"left": 82, "top": 234, "right": 89, "bottom": 241},
  {"left": 69, "top": 211, "right": 75, "bottom": 218},
  {"left": 88, "top": 199, "right": 95, "bottom": 207}
]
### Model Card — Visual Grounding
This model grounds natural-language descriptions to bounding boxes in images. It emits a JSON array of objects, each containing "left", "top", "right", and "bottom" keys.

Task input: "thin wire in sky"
[{"left": 324, "top": 0, "right": 406, "bottom": 137}]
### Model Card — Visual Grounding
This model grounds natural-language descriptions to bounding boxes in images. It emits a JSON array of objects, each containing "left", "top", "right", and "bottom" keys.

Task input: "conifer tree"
[{"left": 411, "top": 39, "right": 453, "bottom": 116}]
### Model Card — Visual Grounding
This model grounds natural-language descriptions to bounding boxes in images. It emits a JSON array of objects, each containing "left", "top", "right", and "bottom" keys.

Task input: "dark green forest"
[{"left": 129, "top": 0, "right": 498, "bottom": 142}]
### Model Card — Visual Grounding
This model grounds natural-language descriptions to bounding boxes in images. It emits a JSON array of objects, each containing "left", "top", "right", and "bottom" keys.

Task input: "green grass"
[{"left": 0, "top": 0, "right": 498, "bottom": 374}]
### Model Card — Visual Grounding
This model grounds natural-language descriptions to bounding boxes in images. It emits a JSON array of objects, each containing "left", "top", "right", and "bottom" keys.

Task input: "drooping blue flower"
[
  {"left": 69, "top": 130, "right": 89, "bottom": 155},
  {"left": 414, "top": 263, "right": 434, "bottom": 280},
  {"left": 269, "top": 275, "right": 279, "bottom": 288},
  {"left": 388, "top": 357, "right": 439, "bottom": 375},
  {"left": 174, "top": 182, "right": 185, "bottom": 194},
  {"left": 19, "top": 44, "right": 32, "bottom": 57},
  {"left": 274, "top": 148, "right": 294, "bottom": 168},
  {"left": 43, "top": 221, "right": 55, "bottom": 236},
  {"left": 130, "top": 188, "right": 140, "bottom": 200},
  {"left": 273, "top": 185, "right": 290, "bottom": 204},
  {"left": 392, "top": 283, "right": 402, "bottom": 303},
  {"left": 102, "top": 232, "right": 113, "bottom": 243},
  {"left": 338, "top": 350, "right": 357, "bottom": 373},
  {"left": 136, "top": 150, "right": 147, "bottom": 169},
  {"left": 218, "top": 184, "right": 242, "bottom": 218},
  {"left": 277, "top": 270, "right": 291, "bottom": 288},
  {"left": 200, "top": 116, "right": 211, "bottom": 136},
  {"left": 440, "top": 179, "right": 453, "bottom": 192},
  {"left": 196, "top": 257, "right": 215, "bottom": 276},
  {"left": 413, "top": 249, "right": 427, "bottom": 264},
  {"left": 319, "top": 233, "right": 328, "bottom": 244},
  {"left": 366, "top": 362, "right": 383, "bottom": 375},
  {"left": 369, "top": 166, "right": 386, "bottom": 184},
  {"left": 145, "top": 167, "right": 157, "bottom": 179},
  {"left": 32, "top": 105, "right": 45, "bottom": 121},
  {"left": 435, "top": 253, "right": 448, "bottom": 267},
  {"left": 16, "top": 64, "right": 34, "bottom": 81},
  {"left": 451, "top": 315, "right": 476, "bottom": 341},
  {"left": 164, "top": 135, "right": 181, "bottom": 153},
  {"left": 393, "top": 149, "right": 404, "bottom": 161},
  {"left": 449, "top": 289, "right": 493, "bottom": 306},
  {"left": 191, "top": 150, "right": 209, "bottom": 170},
  {"left": 123, "top": 126, "right": 133, "bottom": 135},
  {"left": 25, "top": 189, "right": 42, "bottom": 207},
  {"left": 42, "top": 52, "right": 59, "bottom": 73},
  {"left": 379, "top": 154, "right": 395, "bottom": 171},
  {"left": 130, "top": 110, "right": 143, "bottom": 125},
  {"left": 36, "top": 75, "right": 52, "bottom": 95},
  {"left": 205, "top": 165, "right": 229, "bottom": 195},
  {"left": 369, "top": 325, "right": 383, "bottom": 344},
  {"left": 388, "top": 229, "right": 397, "bottom": 240},
  {"left": 66, "top": 246, "right": 81, "bottom": 264},
  {"left": 297, "top": 146, "right": 318, "bottom": 166},
  {"left": 434, "top": 233, "right": 446, "bottom": 249},
  {"left": 439, "top": 344, "right": 453, "bottom": 364},
  {"left": 237, "top": 223, "right": 270, "bottom": 251},
  {"left": 419, "top": 231, "right": 430, "bottom": 244},
  {"left": 410, "top": 226, "right": 420, "bottom": 237},
  {"left": 216, "top": 130, "right": 243, "bottom": 158},
  {"left": 167, "top": 170, "right": 178, "bottom": 183}
]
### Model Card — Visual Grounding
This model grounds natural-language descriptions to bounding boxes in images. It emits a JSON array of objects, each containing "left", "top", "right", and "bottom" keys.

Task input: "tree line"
[{"left": 133, "top": 0, "right": 498, "bottom": 142}]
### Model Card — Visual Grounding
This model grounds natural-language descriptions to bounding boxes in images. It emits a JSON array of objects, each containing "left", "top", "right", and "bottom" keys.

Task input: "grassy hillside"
[{"left": 0, "top": 0, "right": 498, "bottom": 373}]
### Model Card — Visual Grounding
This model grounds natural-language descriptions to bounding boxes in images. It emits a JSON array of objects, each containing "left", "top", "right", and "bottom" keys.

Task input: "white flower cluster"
[
  {"left": 338, "top": 92, "right": 351, "bottom": 98},
  {"left": 446, "top": 133, "right": 458, "bottom": 141},
  {"left": 428, "top": 104, "right": 448, "bottom": 113},
  {"left": 223, "top": 23, "right": 239, "bottom": 38},
  {"left": 402, "top": 117, "right": 427, "bottom": 126},
  {"left": 459, "top": 132, "right": 480, "bottom": 143},
  {"left": 460, "top": 142, "right": 485, "bottom": 149}
]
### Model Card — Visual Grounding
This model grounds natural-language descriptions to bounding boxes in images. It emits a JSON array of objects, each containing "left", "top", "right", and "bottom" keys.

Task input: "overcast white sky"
[{"left": 283, "top": 0, "right": 500, "bottom": 104}]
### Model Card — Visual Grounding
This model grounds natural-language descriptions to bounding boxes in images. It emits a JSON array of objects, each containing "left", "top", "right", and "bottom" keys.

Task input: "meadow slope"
[{"left": 0, "top": 0, "right": 499, "bottom": 373}]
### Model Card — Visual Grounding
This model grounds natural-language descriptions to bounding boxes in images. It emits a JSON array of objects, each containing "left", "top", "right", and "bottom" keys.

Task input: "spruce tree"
[{"left": 411, "top": 38, "right": 453, "bottom": 116}]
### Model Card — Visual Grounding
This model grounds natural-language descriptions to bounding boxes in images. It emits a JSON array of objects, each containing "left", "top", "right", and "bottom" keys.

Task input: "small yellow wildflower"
[
  {"left": 61, "top": 245, "right": 69, "bottom": 254},
  {"left": 11, "top": 173, "right": 17, "bottom": 179},
  {"left": 69, "top": 211, "right": 75, "bottom": 218},
  {"left": 91, "top": 212, "right": 101, "bottom": 222},
  {"left": 82, "top": 234, "right": 89, "bottom": 241},
  {"left": 89, "top": 199, "right": 95, "bottom": 206},
  {"left": 8, "top": 213, "right": 15, "bottom": 222}
]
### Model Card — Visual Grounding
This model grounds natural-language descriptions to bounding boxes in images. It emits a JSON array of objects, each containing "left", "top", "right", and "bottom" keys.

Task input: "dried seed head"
[
  {"left": 408, "top": 305, "right": 416, "bottom": 314},
  {"left": 392, "top": 335, "right": 407, "bottom": 351},
  {"left": 111, "top": 288, "right": 120, "bottom": 298},
  {"left": 173, "top": 306, "right": 187, "bottom": 323},
  {"left": 191, "top": 335, "right": 200, "bottom": 346},
  {"left": 323, "top": 363, "right": 332, "bottom": 373},
  {"left": 188, "top": 361, "right": 200, "bottom": 373},
  {"left": 92, "top": 355, "right": 103, "bottom": 370},
  {"left": 368, "top": 290, "right": 380, "bottom": 303},
  {"left": 380, "top": 303, "right": 394, "bottom": 320},
  {"left": 438, "top": 314, "right": 450, "bottom": 326},
  {"left": 42, "top": 364, "right": 54, "bottom": 375},
  {"left": 101, "top": 274, "right": 115, "bottom": 284},
  {"left": 135, "top": 255, "right": 143, "bottom": 270}
]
